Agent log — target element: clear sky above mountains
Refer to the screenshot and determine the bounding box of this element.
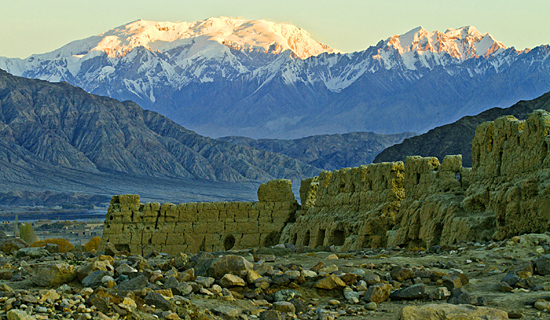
[1,0,548,58]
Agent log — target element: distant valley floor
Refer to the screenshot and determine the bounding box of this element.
[0,168,261,207]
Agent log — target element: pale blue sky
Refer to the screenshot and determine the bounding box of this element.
[1,0,548,58]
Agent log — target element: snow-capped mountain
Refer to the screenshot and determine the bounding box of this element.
[1,18,549,139]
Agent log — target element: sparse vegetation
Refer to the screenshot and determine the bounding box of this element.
[31,238,74,253]
[84,236,101,252]
[19,223,39,243]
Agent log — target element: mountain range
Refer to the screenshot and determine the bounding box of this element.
[0,69,322,205]
[219,131,415,171]
[1,17,549,139]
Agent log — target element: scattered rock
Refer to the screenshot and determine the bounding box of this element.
[31,262,76,287]
[220,274,246,287]
[535,254,550,275]
[273,289,301,302]
[315,274,346,290]
[366,302,377,310]
[429,287,451,300]
[272,301,296,313]
[144,292,171,311]
[195,255,253,278]
[363,283,392,303]
[215,305,241,317]
[398,303,509,320]
[391,266,415,282]
[390,283,426,300]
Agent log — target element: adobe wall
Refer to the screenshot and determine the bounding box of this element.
[283,162,405,250]
[286,110,550,249]
[467,110,550,240]
[100,110,550,252]
[98,179,299,255]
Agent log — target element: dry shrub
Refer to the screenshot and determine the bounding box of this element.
[84,236,101,252]
[31,238,75,253]
[20,223,39,244]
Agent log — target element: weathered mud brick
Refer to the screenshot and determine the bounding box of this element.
[161,203,178,222]
[173,222,193,234]
[239,234,260,247]
[219,210,235,222]
[199,209,218,221]
[205,222,224,234]
[177,203,197,222]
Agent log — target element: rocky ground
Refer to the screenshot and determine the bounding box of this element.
[2,234,550,319]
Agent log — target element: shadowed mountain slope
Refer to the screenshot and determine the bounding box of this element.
[0,69,321,205]
[374,91,550,166]
[220,131,415,171]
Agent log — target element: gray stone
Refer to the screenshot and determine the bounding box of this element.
[163,276,179,289]
[364,274,381,285]
[115,274,147,292]
[115,263,137,275]
[172,282,193,296]
[447,287,478,305]
[16,247,49,259]
[390,283,426,300]
[535,254,550,275]
[194,276,215,288]
[214,306,241,317]
[144,292,171,311]
[87,293,110,314]
[194,255,253,278]
[273,289,302,302]
[173,252,189,269]
[502,273,521,287]
[82,270,111,288]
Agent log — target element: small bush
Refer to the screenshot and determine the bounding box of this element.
[32,238,74,253]
[84,236,101,252]
[20,223,39,244]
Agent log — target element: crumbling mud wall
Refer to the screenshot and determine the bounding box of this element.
[283,162,405,250]
[99,180,298,255]
[386,155,494,248]
[467,110,550,240]
[100,110,550,252]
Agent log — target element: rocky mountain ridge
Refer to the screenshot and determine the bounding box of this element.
[1,19,548,138]
[0,69,320,205]
[219,131,416,171]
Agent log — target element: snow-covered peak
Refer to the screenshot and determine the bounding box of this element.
[41,17,338,60]
[385,25,506,60]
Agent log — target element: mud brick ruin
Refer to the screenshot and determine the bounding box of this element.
[100,110,550,255]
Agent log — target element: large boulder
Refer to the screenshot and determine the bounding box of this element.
[398,303,509,320]
[31,263,76,287]
[0,238,29,254]
[194,255,253,279]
